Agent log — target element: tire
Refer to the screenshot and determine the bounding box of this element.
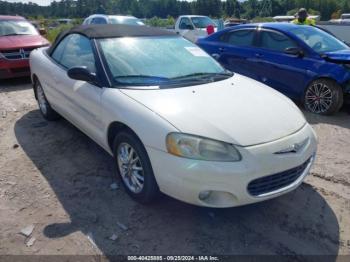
[34,79,61,121]
[304,79,343,115]
[113,131,159,204]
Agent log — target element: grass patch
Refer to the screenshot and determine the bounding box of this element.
[46,25,74,43]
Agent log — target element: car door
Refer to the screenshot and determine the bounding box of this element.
[212,28,261,81]
[177,17,197,42]
[48,34,105,145]
[254,29,311,99]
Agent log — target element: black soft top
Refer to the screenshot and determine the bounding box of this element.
[48,24,177,55]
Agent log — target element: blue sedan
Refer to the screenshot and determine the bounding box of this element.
[197,23,350,115]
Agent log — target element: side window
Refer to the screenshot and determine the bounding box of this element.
[179,18,192,30]
[223,30,255,47]
[91,17,107,24]
[52,34,96,73]
[260,31,297,52]
[51,36,70,63]
[83,18,91,25]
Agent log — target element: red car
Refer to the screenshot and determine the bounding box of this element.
[0,15,49,79]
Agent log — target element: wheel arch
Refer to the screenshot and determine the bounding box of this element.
[107,121,143,153]
[31,74,39,100]
[109,121,160,203]
[303,76,342,97]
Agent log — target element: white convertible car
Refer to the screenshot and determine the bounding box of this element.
[30,25,317,208]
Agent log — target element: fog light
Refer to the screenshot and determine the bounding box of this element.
[199,190,212,200]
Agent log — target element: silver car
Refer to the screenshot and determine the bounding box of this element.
[83,14,145,26]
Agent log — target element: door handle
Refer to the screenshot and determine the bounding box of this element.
[255,53,263,58]
[219,47,226,52]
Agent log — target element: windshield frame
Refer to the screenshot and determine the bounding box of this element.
[96,35,232,89]
[0,19,39,37]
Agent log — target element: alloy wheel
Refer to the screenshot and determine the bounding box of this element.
[36,83,48,115]
[305,82,333,114]
[117,142,145,194]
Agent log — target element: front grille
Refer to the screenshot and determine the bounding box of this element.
[1,49,22,59]
[0,47,36,60]
[0,69,8,78]
[248,158,311,197]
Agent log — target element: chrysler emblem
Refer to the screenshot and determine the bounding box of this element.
[274,138,309,154]
[19,48,26,59]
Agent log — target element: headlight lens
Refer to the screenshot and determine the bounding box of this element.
[166,133,241,162]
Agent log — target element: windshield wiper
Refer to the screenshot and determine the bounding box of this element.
[171,71,233,81]
[113,72,233,87]
[113,75,171,86]
[114,75,169,79]
[114,75,170,80]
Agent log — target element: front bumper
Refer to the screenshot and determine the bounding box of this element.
[147,124,317,208]
[0,59,30,79]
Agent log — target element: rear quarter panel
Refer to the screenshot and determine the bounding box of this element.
[30,48,46,87]
[30,47,67,111]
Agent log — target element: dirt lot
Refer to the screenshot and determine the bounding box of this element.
[0,78,350,259]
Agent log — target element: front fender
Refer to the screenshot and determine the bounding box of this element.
[101,88,179,155]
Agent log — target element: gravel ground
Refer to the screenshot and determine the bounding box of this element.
[0,78,349,260]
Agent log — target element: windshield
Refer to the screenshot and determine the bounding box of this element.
[341,14,350,19]
[99,36,229,87]
[109,17,145,26]
[291,26,348,53]
[0,20,38,37]
[191,17,216,29]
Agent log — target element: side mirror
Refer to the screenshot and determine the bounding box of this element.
[39,28,47,35]
[284,47,304,57]
[67,67,96,83]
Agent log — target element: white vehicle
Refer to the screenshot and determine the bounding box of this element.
[175,15,216,42]
[30,25,317,208]
[83,14,145,26]
[273,16,295,23]
[341,13,350,22]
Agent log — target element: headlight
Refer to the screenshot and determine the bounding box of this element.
[166,133,241,162]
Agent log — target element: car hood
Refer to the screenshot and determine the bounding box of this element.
[0,35,49,50]
[121,74,306,147]
[323,49,350,64]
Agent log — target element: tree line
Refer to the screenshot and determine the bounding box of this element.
[0,0,349,21]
